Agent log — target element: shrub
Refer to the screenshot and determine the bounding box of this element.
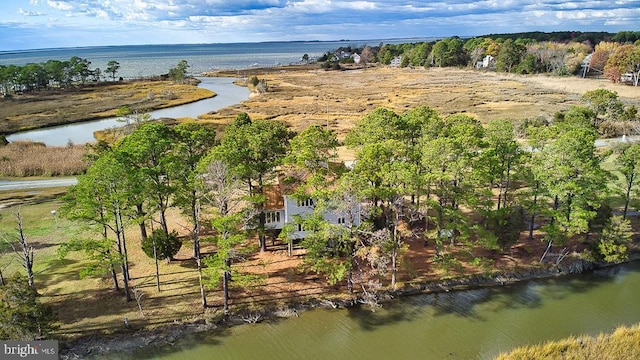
[488,206,526,249]
[0,275,58,340]
[141,229,182,261]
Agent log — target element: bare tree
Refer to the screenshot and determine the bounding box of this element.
[203,159,243,216]
[132,287,145,317]
[1,209,36,290]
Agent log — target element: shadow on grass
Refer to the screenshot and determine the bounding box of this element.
[46,282,205,336]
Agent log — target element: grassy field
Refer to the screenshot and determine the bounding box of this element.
[0,195,204,337]
[0,80,215,134]
[204,65,640,140]
[496,323,640,360]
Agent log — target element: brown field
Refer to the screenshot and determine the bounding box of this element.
[203,65,640,139]
[0,80,215,134]
[0,141,86,177]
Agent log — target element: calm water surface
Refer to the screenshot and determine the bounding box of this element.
[0,40,433,78]
[128,261,640,360]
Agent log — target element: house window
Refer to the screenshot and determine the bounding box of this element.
[265,211,281,224]
[297,223,304,232]
[297,198,314,207]
[337,217,346,224]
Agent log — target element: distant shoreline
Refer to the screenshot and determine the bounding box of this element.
[0,37,439,56]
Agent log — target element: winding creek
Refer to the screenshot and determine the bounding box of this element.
[119,261,640,360]
[5,77,249,146]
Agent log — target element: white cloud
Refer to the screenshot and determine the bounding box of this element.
[46,0,73,11]
[18,8,45,16]
[341,1,376,11]
[288,0,333,14]
[1,0,638,51]
[95,9,109,19]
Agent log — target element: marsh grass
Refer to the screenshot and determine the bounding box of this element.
[0,80,215,134]
[0,141,87,177]
[496,323,640,360]
[204,67,640,143]
[202,67,587,138]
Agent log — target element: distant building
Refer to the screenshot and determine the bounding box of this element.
[352,53,362,64]
[476,55,495,69]
[621,73,634,83]
[336,50,352,59]
[390,56,402,67]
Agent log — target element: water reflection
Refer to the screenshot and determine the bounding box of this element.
[103,262,640,360]
[346,300,423,331]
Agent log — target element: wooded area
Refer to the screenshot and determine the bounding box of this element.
[328,31,640,85]
[5,86,629,327]
[0,57,191,96]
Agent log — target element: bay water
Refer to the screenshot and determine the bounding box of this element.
[0,39,427,79]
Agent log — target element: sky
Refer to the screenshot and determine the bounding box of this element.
[1,0,639,51]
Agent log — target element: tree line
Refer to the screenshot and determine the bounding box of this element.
[325,31,640,83]
[0,58,191,96]
[44,86,637,317]
[0,56,111,95]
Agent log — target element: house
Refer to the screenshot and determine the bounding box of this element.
[262,180,361,239]
[476,55,495,69]
[389,56,402,67]
[621,73,635,84]
[336,50,352,59]
[482,55,494,68]
[352,53,362,64]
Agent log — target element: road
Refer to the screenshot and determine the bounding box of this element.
[0,178,77,191]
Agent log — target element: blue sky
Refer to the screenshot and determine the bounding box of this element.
[1,0,638,51]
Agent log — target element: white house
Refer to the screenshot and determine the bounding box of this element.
[476,55,495,69]
[389,56,402,67]
[262,182,361,239]
[352,53,362,64]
